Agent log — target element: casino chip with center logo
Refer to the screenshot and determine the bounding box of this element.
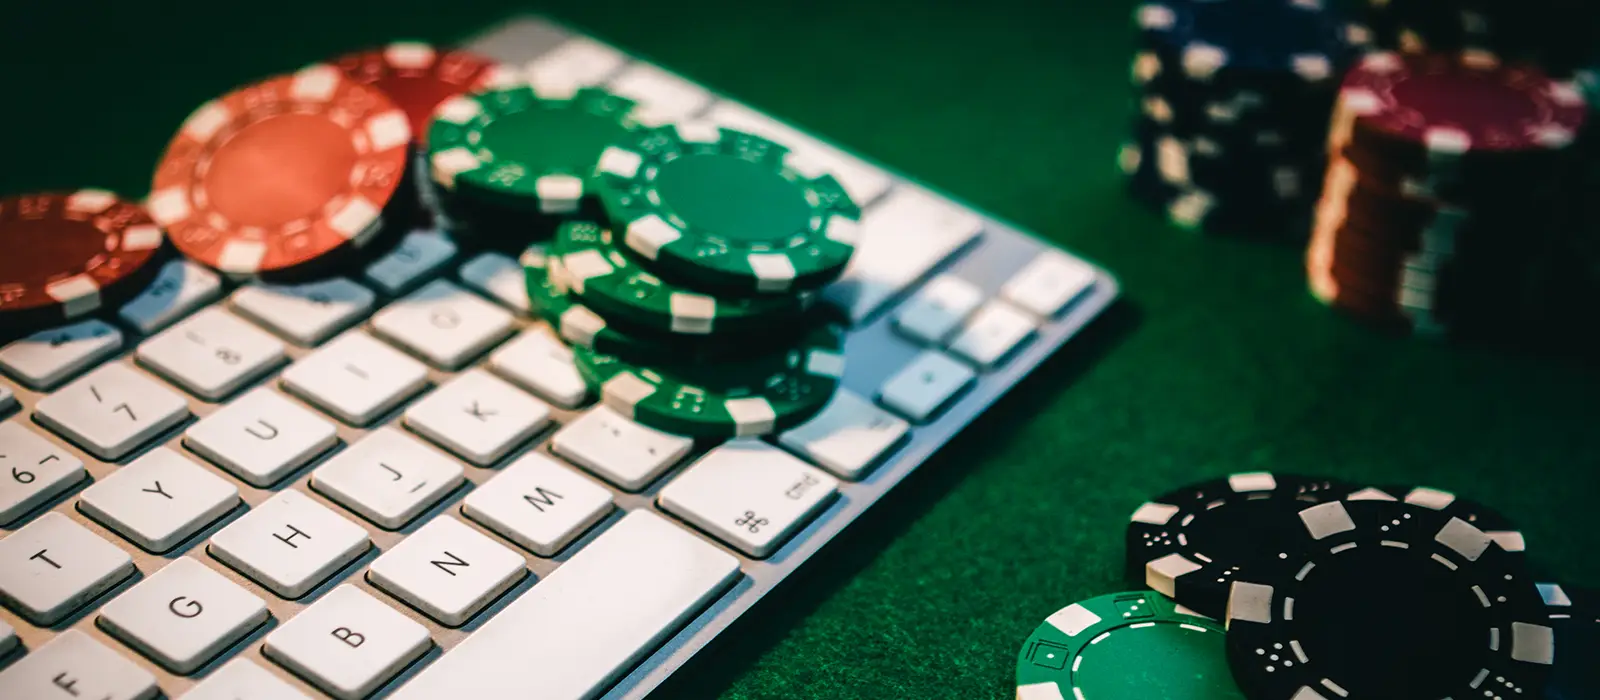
[594,122,860,294]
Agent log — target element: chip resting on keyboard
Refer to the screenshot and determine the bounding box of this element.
[148,64,411,279]
[0,191,165,335]
[594,122,860,294]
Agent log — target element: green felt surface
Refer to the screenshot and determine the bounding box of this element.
[5,1,1598,698]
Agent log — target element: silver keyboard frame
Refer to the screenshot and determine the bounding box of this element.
[0,15,1119,699]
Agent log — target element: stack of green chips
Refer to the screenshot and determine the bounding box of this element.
[429,111,861,439]
[425,85,642,249]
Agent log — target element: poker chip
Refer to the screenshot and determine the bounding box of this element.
[523,243,748,362]
[1356,484,1527,554]
[1539,582,1600,700]
[0,191,165,333]
[148,64,412,278]
[427,84,642,238]
[1329,51,1587,195]
[553,220,816,337]
[571,317,844,439]
[1121,0,1365,240]
[1124,472,1357,619]
[1015,591,1244,700]
[1224,497,1554,698]
[333,42,516,145]
[594,122,861,294]
[1308,59,1583,341]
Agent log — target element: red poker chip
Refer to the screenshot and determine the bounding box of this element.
[333,42,517,144]
[148,64,412,277]
[0,191,165,329]
[1330,50,1589,155]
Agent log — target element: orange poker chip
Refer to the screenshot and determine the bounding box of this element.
[333,42,518,144]
[148,64,411,277]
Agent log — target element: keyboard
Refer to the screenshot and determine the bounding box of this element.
[0,15,1119,700]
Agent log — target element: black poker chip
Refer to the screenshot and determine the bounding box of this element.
[1224,496,1553,698]
[1123,472,1357,619]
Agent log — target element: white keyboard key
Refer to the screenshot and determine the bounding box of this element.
[137,307,287,400]
[458,252,531,313]
[0,386,11,414]
[1002,251,1095,318]
[280,331,429,426]
[488,328,589,408]
[0,630,156,700]
[823,188,983,324]
[363,229,456,296]
[0,512,134,624]
[0,619,13,657]
[551,406,693,491]
[523,37,626,98]
[263,584,431,700]
[878,350,976,422]
[389,511,738,700]
[779,389,909,480]
[367,515,525,626]
[0,421,85,525]
[706,101,893,206]
[182,658,313,700]
[231,278,375,346]
[118,259,222,335]
[96,557,268,673]
[34,363,190,460]
[404,369,549,466]
[0,319,123,390]
[311,427,463,529]
[660,440,839,557]
[208,489,370,598]
[605,64,711,125]
[372,279,515,369]
[185,388,339,487]
[78,447,240,552]
[948,300,1037,369]
[893,276,984,345]
[462,452,613,556]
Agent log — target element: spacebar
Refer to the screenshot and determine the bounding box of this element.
[390,511,741,700]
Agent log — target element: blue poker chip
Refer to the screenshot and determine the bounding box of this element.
[1135,0,1371,83]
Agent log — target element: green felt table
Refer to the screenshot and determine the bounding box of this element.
[6,1,1598,697]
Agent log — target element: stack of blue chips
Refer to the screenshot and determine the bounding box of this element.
[1118,0,1371,240]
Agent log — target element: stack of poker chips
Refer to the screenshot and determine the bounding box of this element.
[1021,471,1595,699]
[423,109,858,440]
[1306,50,1590,338]
[1119,0,1370,240]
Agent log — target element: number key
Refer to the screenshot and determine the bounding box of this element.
[0,421,86,525]
[34,363,191,460]
[136,307,286,400]
[117,259,223,335]
[0,319,123,390]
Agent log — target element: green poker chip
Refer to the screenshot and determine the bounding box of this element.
[1015,591,1244,700]
[523,243,744,362]
[571,319,846,439]
[594,122,861,294]
[554,220,815,336]
[427,85,640,216]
